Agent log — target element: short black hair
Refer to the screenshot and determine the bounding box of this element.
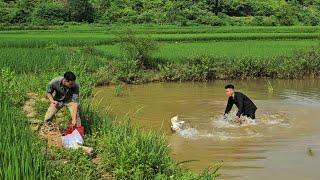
[64,71,76,81]
[225,84,234,89]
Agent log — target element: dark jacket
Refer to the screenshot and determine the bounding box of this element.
[224,92,257,117]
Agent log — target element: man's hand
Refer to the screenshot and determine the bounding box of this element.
[71,119,76,127]
[223,114,228,120]
[51,100,59,107]
[47,93,59,107]
[69,102,79,127]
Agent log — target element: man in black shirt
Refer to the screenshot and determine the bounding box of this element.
[224,84,257,123]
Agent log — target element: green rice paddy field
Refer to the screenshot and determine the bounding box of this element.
[1,25,319,61]
[96,40,319,62]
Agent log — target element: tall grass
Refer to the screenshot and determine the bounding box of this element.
[0,91,47,179]
[0,48,105,74]
[98,120,173,179]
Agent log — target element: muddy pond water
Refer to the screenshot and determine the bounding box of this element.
[94,80,320,179]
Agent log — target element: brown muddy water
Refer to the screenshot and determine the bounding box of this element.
[94,80,320,179]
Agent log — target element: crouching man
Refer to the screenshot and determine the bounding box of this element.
[44,71,81,127]
[224,84,257,123]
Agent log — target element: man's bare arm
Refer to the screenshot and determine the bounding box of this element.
[69,102,78,126]
[47,93,59,107]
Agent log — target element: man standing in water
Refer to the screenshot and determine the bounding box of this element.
[224,84,257,123]
[44,71,81,127]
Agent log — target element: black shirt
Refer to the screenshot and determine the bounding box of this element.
[224,92,257,117]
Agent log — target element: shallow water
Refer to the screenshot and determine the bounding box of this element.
[94,80,320,179]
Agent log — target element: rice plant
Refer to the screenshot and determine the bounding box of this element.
[0,91,47,179]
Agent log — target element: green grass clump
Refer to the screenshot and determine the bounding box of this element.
[47,148,100,179]
[98,120,173,179]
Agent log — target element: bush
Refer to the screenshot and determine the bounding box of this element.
[297,9,320,26]
[67,0,95,23]
[93,59,142,85]
[0,2,17,23]
[262,15,278,26]
[0,68,25,106]
[197,14,225,26]
[119,30,158,69]
[275,4,298,26]
[32,2,68,24]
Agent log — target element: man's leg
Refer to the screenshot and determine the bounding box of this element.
[66,102,81,126]
[244,109,256,119]
[44,103,62,122]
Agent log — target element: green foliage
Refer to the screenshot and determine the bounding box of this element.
[71,63,96,99]
[67,0,94,23]
[98,120,174,179]
[158,46,320,80]
[93,44,320,85]
[1,0,320,25]
[93,59,142,85]
[0,68,25,105]
[47,148,99,179]
[119,30,158,69]
[0,1,17,23]
[307,147,314,157]
[275,3,298,26]
[114,84,124,97]
[8,0,36,23]
[32,2,68,24]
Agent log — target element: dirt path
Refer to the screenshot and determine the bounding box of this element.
[23,92,63,147]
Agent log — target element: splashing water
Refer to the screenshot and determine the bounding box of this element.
[212,112,258,128]
[175,111,290,140]
[178,128,199,139]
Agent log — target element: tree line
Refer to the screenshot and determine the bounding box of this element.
[1,0,320,26]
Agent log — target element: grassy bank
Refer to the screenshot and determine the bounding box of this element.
[93,45,320,85]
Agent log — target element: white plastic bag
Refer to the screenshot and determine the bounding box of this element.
[61,129,84,149]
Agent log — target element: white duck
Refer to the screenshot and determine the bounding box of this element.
[170,115,185,132]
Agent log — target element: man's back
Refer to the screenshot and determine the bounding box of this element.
[234,92,257,111]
